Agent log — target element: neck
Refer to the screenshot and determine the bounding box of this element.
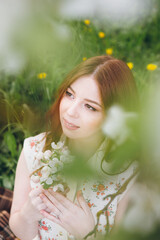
[66,133,105,160]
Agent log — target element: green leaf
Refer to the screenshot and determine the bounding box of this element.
[2,175,13,190]
[4,131,17,157]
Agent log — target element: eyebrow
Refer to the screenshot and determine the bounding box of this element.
[68,86,103,108]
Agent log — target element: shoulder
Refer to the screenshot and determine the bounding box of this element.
[23,132,46,150]
[23,132,47,173]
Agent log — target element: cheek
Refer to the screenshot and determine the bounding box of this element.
[59,98,67,114]
[82,113,105,131]
[59,98,65,120]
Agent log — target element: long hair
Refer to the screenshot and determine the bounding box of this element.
[43,55,139,151]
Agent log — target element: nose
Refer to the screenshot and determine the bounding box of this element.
[66,101,79,118]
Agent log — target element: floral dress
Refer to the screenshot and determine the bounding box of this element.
[23,132,138,240]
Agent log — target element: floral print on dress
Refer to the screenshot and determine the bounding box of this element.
[39,220,52,232]
[86,198,97,208]
[91,183,108,198]
[23,133,138,240]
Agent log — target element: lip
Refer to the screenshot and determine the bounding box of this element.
[63,118,80,129]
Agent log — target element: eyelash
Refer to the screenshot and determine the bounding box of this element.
[65,90,97,112]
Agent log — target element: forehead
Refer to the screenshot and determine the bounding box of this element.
[70,76,102,101]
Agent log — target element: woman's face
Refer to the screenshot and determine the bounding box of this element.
[59,76,106,141]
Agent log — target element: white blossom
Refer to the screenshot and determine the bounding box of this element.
[60,155,67,162]
[52,157,59,164]
[44,150,52,160]
[57,161,63,170]
[46,177,53,185]
[102,105,138,145]
[122,183,160,234]
[51,141,64,149]
[51,142,57,149]
[33,159,41,169]
[41,166,51,178]
[36,151,44,161]
[49,161,55,168]
[50,166,58,173]
[53,185,59,192]
[57,184,64,192]
[57,141,64,149]
[31,175,40,183]
[53,183,64,192]
[51,175,58,181]
[62,148,70,155]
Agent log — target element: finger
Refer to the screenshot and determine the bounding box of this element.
[37,203,47,211]
[41,191,67,213]
[40,194,61,216]
[48,190,73,210]
[32,196,43,206]
[40,209,63,227]
[29,186,44,198]
[77,190,90,214]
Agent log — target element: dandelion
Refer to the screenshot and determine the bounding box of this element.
[106,48,113,55]
[98,32,105,38]
[37,72,47,79]
[127,62,134,70]
[83,57,87,61]
[84,19,90,25]
[146,64,157,71]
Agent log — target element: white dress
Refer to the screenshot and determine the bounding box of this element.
[23,132,138,240]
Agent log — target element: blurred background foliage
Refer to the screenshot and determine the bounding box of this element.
[0,0,159,190]
[0,1,160,238]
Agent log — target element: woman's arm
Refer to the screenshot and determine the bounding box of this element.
[9,149,45,240]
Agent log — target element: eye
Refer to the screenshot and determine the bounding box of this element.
[65,90,74,98]
[85,104,97,112]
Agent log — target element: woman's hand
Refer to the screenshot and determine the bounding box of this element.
[20,186,47,223]
[40,189,95,239]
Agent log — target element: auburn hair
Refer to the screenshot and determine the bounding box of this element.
[43,55,139,151]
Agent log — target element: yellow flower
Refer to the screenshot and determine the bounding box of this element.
[84,19,90,25]
[127,62,134,70]
[146,64,157,71]
[37,72,47,79]
[83,57,87,61]
[106,48,113,55]
[98,32,105,38]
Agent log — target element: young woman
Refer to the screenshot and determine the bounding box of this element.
[9,55,139,240]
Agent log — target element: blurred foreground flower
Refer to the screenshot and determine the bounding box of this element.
[102,105,138,146]
[146,64,157,71]
[98,32,105,38]
[127,62,134,70]
[122,183,160,235]
[82,57,87,61]
[106,48,113,55]
[84,19,90,25]
[37,72,47,79]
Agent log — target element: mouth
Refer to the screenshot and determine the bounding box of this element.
[63,118,80,129]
